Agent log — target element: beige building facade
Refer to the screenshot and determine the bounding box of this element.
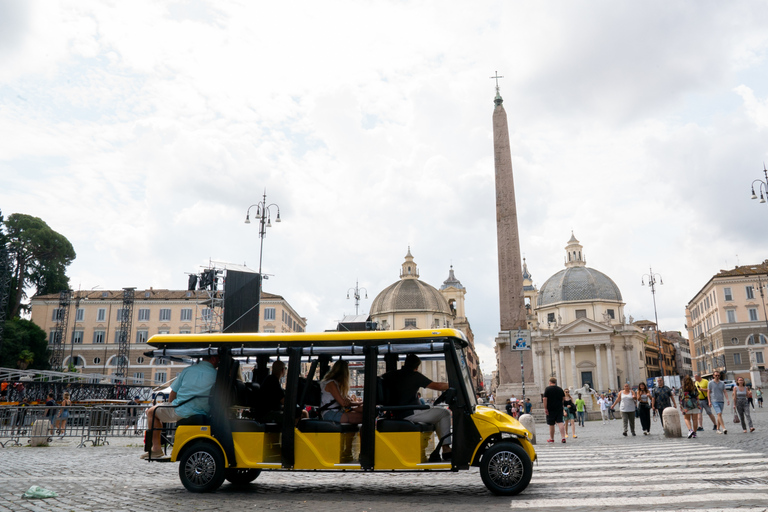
[685,261,768,386]
[30,288,306,386]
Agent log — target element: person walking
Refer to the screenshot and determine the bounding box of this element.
[636,382,652,435]
[694,373,717,432]
[563,389,577,438]
[606,394,616,420]
[597,394,609,424]
[610,383,637,436]
[55,392,72,436]
[524,398,532,415]
[651,377,676,427]
[575,393,586,427]
[679,375,701,439]
[708,371,729,434]
[756,388,763,408]
[732,377,755,433]
[543,377,567,443]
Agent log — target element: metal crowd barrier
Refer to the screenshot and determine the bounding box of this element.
[0,405,149,448]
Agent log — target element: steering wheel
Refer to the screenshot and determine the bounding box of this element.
[433,387,456,406]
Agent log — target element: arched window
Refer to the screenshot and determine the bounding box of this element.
[747,335,755,345]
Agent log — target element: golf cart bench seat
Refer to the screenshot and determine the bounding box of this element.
[176,415,281,433]
[297,419,360,433]
[376,419,435,433]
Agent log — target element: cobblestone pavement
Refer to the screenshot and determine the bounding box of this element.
[1,407,767,512]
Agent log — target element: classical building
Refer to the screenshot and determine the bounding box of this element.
[526,234,646,392]
[368,249,482,394]
[665,330,693,377]
[685,261,768,386]
[634,320,679,378]
[29,288,306,385]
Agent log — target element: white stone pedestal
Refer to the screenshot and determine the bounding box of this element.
[31,419,51,446]
[662,407,682,438]
[518,414,536,445]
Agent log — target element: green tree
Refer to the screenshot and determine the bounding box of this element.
[0,318,50,370]
[4,213,76,318]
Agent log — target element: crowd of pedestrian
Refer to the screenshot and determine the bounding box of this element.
[497,370,759,443]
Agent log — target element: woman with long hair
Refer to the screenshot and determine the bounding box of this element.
[55,392,72,436]
[610,383,637,436]
[636,382,652,435]
[563,389,577,438]
[319,360,363,424]
[732,377,755,433]
[679,375,700,438]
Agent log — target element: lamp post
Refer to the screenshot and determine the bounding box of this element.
[245,190,282,276]
[641,267,667,376]
[346,279,368,316]
[750,165,768,205]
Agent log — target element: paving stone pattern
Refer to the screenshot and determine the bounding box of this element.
[1,407,767,512]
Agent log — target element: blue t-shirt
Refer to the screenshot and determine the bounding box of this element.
[171,361,217,418]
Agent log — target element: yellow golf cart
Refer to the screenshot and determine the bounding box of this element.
[144,329,535,496]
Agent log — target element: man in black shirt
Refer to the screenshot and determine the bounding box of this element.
[382,354,452,459]
[255,361,286,423]
[543,377,566,443]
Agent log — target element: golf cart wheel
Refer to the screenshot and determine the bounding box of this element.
[178,441,226,493]
[480,441,532,496]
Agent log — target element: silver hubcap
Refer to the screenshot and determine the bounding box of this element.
[185,451,216,487]
[488,450,523,488]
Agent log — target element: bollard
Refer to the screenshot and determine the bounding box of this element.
[31,419,51,446]
[662,407,682,438]
[518,414,536,445]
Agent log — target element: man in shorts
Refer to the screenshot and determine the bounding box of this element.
[141,354,219,459]
[543,377,566,443]
[694,373,717,432]
[708,371,729,434]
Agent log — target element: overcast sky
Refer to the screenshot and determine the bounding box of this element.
[3,1,768,374]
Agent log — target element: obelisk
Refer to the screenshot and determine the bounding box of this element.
[490,75,536,399]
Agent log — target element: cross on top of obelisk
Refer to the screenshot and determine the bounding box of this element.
[490,71,504,105]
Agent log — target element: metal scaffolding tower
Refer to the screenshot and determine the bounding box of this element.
[115,287,135,381]
[195,264,224,333]
[50,290,72,371]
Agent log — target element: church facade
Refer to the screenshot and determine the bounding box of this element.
[523,234,646,393]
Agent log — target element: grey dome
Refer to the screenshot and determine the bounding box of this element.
[537,266,622,307]
[370,279,452,315]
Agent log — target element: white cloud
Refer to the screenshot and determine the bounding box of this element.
[3,1,768,375]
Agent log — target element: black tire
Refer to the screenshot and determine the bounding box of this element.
[225,468,261,485]
[178,441,226,493]
[479,441,532,496]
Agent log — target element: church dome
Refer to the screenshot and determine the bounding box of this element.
[370,278,452,315]
[537,266,622,306]
[370,248,452,316]
[536,233,623,307]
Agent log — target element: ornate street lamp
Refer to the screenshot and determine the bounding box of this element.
[346,279,368,316]
[245,190,281,321]
[244,190,282,277]
[750,165,768,205]
[641,267,667,376]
